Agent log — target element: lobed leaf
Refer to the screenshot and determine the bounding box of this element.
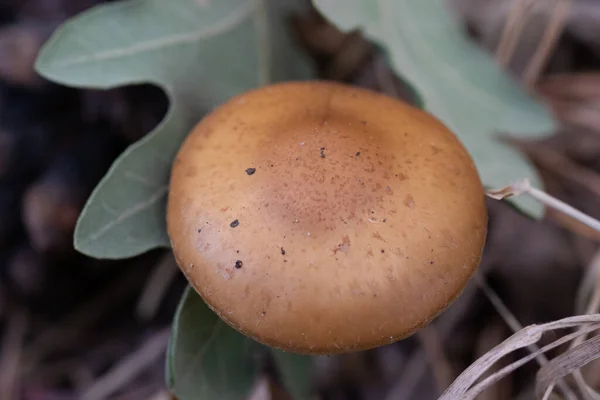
[270,349,314,400]
[166,286,262,400]
[35,0,316,259]
[312,0,558,217]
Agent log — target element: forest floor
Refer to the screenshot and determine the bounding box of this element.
[2,0,600,399]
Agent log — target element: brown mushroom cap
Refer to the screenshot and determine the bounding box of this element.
[167,81,487,355]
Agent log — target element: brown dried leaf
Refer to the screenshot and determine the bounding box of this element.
[486,179,532,200]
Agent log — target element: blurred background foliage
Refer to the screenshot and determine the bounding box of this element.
[2,0,600,399]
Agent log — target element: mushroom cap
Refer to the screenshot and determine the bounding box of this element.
[167,81,487,355]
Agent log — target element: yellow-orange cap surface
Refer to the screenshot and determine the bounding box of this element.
[167,81,487,354]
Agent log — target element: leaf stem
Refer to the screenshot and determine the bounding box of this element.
[487,178,600,233]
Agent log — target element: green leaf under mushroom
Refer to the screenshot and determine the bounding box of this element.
[34,0,316,260]
[313,0,557,218]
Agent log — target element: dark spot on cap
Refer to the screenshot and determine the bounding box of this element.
[230,219,239,228]
[381,249,385,253]
[245,167,256,175]
[281,247,286,255]
[320,147,326,158]
[197,228,201,233]
[355,152,360,156]
[235,260,243,269]
[430,261,434,264]
[383,218,387,223]
[261,311,266,316]
[360,121,367,125]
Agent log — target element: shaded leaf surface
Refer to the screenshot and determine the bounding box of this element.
[313,0,557,217]
[35,0,315,259]
[167,286,262,400]
[270,349,314,400]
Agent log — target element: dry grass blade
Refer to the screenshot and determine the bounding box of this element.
[384,348,428,400]
[0,308,27,400]
[467,326,600,399]
[537,73,600,133]
[574,373,600,400]
[536,333,600,400]
[475,274,578,400]
[472,319,512,400]
[538,73,600,100]
[24,263,146,372]
[439,316,600,400]
[80,327,170,400]
[508,139,600,200]
[523,0,571,88]
[439,325,543,399]
[486,179,600,233]
[495,0,537,66]
[136,251,179,320]
[570,249,600,400]
[417,326,454,395]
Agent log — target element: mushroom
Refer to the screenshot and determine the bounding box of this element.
[167,81,488,355]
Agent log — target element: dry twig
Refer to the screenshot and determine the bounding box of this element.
[0,308,27,400]
[136,251,179,321]
[80,327,171,400]
[523,0,572,88]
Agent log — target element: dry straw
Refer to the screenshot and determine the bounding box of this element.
[438,179,600,399]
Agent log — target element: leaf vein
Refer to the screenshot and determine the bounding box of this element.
[87,185,168,242]
[52,2,254,68]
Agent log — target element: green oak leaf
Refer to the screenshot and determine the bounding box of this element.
[313,0,557,217]
[167,286,315,400]
[270,349,314,400]
[166,286,263,400]
[34,0,315,259]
